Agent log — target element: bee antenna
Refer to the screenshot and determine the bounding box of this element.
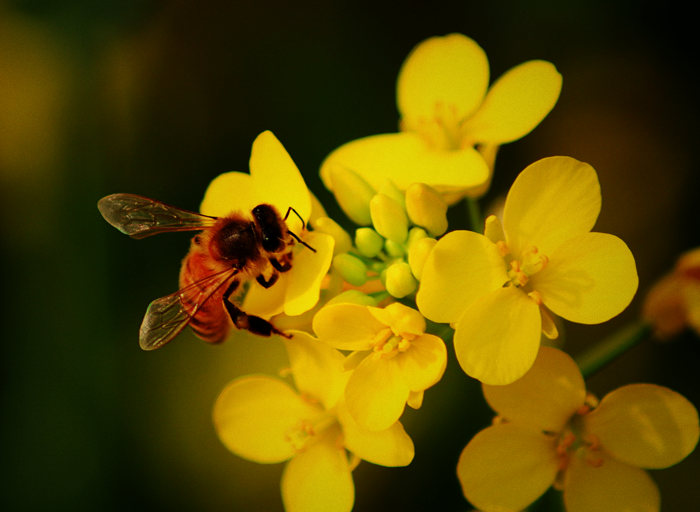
[287,230,317,253]
[284,207,306,230]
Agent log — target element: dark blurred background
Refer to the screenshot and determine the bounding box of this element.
[1,1,698,511]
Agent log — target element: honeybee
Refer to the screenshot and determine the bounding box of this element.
[98,193,315,350]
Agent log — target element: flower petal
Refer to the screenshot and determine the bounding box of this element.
[564,449,659,512]
[582,383,699,469]
[345,354,410,431]
[284,231,334,316]
[397,33,489,127]
[320,132,489,195]
[457,423,559,512]
[284,332,349,410]
[200,171,259,217]
[368,302,426,338]
[483,346,586,432]
[338,402,414,467]
[314,303,386,350]
[397,333,447,392]
[533,232,638,324]
[213,375,321,464]
[454,286,542,385]
[249,130,311,233]
[281,425,354,512]
[462,60,562,145]
[416,230,508,324]
[503,156,601,257]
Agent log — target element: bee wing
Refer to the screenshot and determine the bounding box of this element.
[98,193,217,239]
[139,267,238,350]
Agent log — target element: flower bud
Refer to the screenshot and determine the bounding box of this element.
[355,227,384,258]
[405,183,448,236]
[314,216,352,255]
[328,164,375,225]
[385,261,417,298]
[406,226,428,250]
[326,290,378,307]
[408,236,437,281]
[332,253,368,287]
[378,179,406,210]
[370,193,408,244]
[384,239,405,258]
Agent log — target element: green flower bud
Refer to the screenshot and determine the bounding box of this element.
[370,193,408,244]
[332,253,368,287]
[328,164,375,225]
[405,183,448,236]
[385,261,417,298]
[384,239,405,258]
[408,236,437,281]
[355,227,384,258]
[314,216,352,255]
[406,226,428,250]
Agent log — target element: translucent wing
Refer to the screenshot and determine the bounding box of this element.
[139,267,238,350]
[98,193,217,239]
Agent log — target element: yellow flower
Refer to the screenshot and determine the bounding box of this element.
[320,33,562,200]
[213,332,414,512]
[643,247,700,339]
[200,130,334,318]
[313,302,447,431]
[417,156,638,385]
[457,346,699,512]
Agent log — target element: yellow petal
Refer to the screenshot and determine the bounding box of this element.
[284,231,335,316]
[281,425,354,512]
[582,383,699,469]
[462,60,562,145]
[533,232,638,324]
[249,130,311,233]
[320,132,489,195]
[503,156,601,257]
[457,423,559,512]
[368,302,426,337]
[337,402,415,467]
[454,286,542,385]
[284,332,349,411]
[200,171,259,217]
[213,375,321,464]
[564,449,659,512]
[397,333,447,392]
[345,354,410,431]
[397,33,489,126]
[313,303,386,350]
[483,346,585,432]
[416,230,508,324]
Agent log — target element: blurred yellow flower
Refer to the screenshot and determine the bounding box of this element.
[313,302,447,431]
[643,247,700,339]
[214,332,414,512]
[417,156,638,385]
[200,130,335,319]
[457,347,699,512]
[320,33,562,200]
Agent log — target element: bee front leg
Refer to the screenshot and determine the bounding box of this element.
[256,271,279,289]
[270,256,292,273]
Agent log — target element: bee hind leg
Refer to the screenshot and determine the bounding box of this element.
[224,300,291,339]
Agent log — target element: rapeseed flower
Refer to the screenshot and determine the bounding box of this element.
[320,33,562,200]
[417,156,638,385]
[200,130,334,319]
[457,346,699,512]
[213,332,414,512]
[644,247,700,339]
[313,302,447,431]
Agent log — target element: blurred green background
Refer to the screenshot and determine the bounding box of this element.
[1,1,698,511]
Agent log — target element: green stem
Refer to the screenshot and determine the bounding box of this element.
[467,197,482,234]
[575,320,653,379]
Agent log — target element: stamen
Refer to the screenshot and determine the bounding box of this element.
[496,240,510,257]
[528,290,543,305]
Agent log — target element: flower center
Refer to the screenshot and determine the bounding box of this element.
[284,407,338,453]
[402,102,468,151]
[499,243,549,291]
[370,327,414,359]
